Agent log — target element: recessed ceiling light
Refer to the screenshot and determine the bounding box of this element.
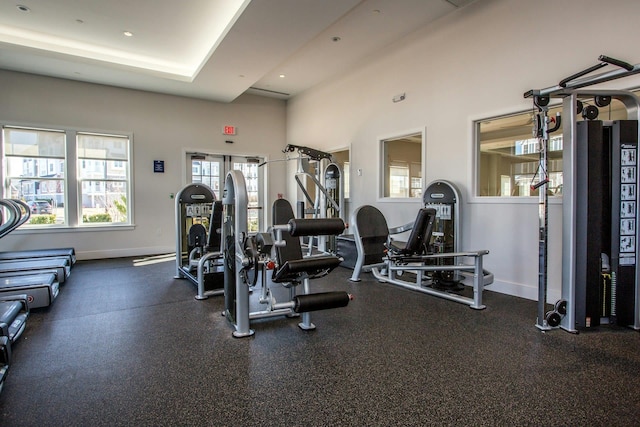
[16,5,31,12]
[331,36,341,42]
[123,31,134,37]
[279,74,286,78]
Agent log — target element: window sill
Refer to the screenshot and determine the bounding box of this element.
[468,196,563,204]
[12,224,136,234]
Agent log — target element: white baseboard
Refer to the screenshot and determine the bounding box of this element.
[487,278,561,303]
[76,246,174,261]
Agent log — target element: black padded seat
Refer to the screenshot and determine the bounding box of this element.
[387,208,436,256]
[273,256,343,283]
[271,199,343,283]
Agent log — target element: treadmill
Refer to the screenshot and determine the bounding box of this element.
[0,248,76,266]
[0,257,70,284]
[0,294,30,395]
[0,273,59,309]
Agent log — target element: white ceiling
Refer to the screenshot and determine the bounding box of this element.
[0,0,477,103]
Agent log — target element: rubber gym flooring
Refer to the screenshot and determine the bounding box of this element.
[1,255,639,426]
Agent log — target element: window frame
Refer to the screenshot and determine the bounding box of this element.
[1,121,134,232]
[76,131,133,227]
[472,106,564,202]
[472,92,640,201]
[378,128,426,202]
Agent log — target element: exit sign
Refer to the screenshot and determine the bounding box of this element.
[223,125,236,135]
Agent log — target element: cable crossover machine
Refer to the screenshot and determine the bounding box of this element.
[525,54,640,332]
[261,144,345,254]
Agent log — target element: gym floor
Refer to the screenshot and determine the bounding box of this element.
[1,256,639,426]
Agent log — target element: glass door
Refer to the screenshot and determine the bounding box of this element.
[187,153,264,232]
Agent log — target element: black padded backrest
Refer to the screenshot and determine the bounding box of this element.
[355,205,389,239]
[403,208,436,254]
[187,223,207,249]
[272,199,303,264]
[207,201,223,251]
[354,205,389,264]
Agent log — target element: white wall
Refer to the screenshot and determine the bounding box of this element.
[0,71,287,259]
[286,0,640,301]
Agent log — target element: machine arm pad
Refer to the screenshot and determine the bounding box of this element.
[287,218,345,236]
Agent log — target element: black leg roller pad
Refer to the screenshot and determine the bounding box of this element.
[293,292,352,313]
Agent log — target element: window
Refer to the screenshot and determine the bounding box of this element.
[1,124,132,228]
[475,93,640,197]
[381,131,423,199]
[2,126,66,225]
[475,108,563,197]
[187,153,264,232]
[77,132,131,224]
[232,160,261,232]
[191,157,222,194]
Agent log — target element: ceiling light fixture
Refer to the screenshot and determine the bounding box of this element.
[279,74,286,78]
[123,31,134,37]
[16,5,31,12]
[331,36,341,42]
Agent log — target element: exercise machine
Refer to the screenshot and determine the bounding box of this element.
[0,273,59,309]
[350,204,492,309]
[423,180,464,289]
[0,294,30,395]
[262,144,345,253]
[0,248,76,266]
[222,170,351,337]
[174,183,225,299]
[525,54,640,331]
[0,294,29,346]
[0,199,69,307]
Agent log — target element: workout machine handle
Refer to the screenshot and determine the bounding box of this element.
[558,55,634,88]
[283,144,333,161]
[558,63,607,88]
[599,55,634,71]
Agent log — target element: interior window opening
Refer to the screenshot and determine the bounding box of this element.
[380,132,423,199]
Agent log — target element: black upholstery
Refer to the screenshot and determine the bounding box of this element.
[187,224,207,250]
[272,256,342,283]
[354,205,390,265]
[271,199,342,283]
[387,208,436,255]
[207,201,223,252]
[272,199,303,268]
[288,218,345,236]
